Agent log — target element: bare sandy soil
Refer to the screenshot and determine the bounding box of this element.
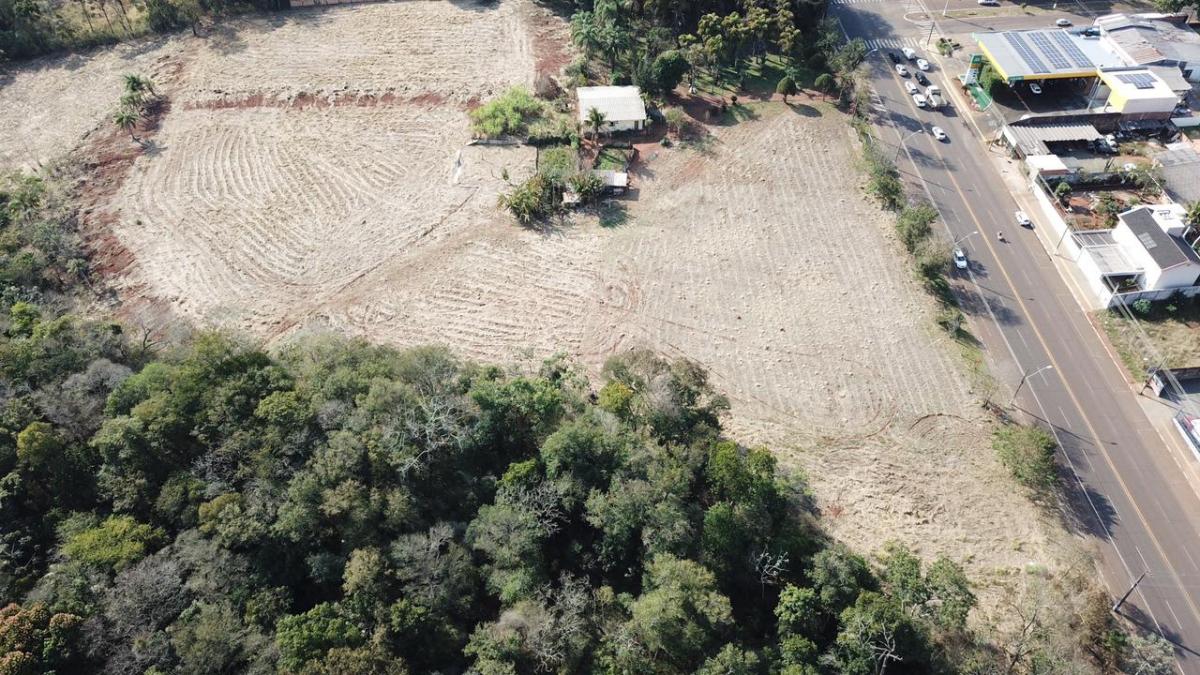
[8,0,1066,610]
[0,35,185,170]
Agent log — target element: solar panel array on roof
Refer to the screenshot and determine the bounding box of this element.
[1028,32,1072,70]
[1049,32,1093,68]
[1117,73,1157,89]
[1004,32,1049,74]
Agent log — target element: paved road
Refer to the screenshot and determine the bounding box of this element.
[834,2,1200,672]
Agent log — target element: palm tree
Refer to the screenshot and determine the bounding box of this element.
[123,74,156,98]
[586,107,607,143]
[114,107,141,143]
[570,11,600,60]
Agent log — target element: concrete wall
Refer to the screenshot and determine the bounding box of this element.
[1158,261,1200,289]
[1029,174,1083,257]
[602,120,643,133]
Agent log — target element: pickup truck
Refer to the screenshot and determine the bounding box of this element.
[926,85,945,109]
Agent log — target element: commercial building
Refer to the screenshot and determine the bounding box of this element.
[1094,13,1200,81]
[1093,68,1180,119]
[973,29,1124,84]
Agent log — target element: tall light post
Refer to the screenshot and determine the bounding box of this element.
[953,230,978,247]
[1011,364,1054,406]
[894,128,924,162]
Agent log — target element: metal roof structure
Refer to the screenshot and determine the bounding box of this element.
[1005,122,1103,156]
[1119,207,1200,269]
[577,86,648,124]
[1096,13,1200,68]
[974,29,1124,81]
[1154,146,1200,204]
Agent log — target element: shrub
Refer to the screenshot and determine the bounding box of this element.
[498,173,558,224]
[993,425,1058,494]
[470,87,545,139]
[1053,181,1072,205]
[567,172,606,205]
[1132,298,1152,316]
[896,203,937,254]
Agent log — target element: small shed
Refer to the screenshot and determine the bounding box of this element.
[577,86,648,133]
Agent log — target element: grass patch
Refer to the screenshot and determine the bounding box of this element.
[1098,295,1200,378]
[694,54,816,99]
[538,145,579,182]
[993,425,1059,498]
[594,147,633,171]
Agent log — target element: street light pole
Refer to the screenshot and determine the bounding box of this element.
[894,129,924,162]
[953,230,978,246]
[1011,364,1054,406]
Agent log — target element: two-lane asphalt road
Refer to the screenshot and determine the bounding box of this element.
[835,4,1200,672]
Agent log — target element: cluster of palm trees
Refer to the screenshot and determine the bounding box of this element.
[113,74,157,145]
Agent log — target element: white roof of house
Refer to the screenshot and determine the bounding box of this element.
[577,86,647,123]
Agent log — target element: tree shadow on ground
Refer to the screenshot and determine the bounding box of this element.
[786,102,821,117]
[1049,452,1119,540]
[597,200,630,228]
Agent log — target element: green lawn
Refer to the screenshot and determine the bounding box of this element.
[594,147,633,171]
[693,54,818,100]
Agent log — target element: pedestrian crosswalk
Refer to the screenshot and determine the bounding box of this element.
[864,37,921,51]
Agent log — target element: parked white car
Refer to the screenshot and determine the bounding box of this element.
[896,64,909,77]
[953,248,968,269]
[916,59,930,71]
[1055,18,1072,27]
[1029,82,1043,94]
[904,81,919,94]
[1015,210,1032,227]
[913,94,927,108]
[977,0,999,5]
[931,126,947,141]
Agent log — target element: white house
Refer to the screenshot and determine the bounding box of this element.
[1110,205,1200,289]
[577,86,648,133]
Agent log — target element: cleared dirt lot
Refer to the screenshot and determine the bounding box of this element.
[5,0,1063,608]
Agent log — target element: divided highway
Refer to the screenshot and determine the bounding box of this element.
[835,4,1200,672]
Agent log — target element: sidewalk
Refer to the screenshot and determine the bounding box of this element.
[929,47,1200,499]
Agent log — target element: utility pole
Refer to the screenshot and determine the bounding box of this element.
[1112,571,1148,613]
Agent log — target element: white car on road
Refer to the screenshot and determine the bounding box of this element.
[1015,210,1033,227]
[895,64,909,76]
[953,248,968,269]
[916,58,930,71]
[902,47,917,60]
[1055,18,1072,27]
[904,81,919,94]
[931,126,947,141]
[913,94,927,108]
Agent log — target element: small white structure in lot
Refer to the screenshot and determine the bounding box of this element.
[1111,205,1200,290]
[577,86,648,133]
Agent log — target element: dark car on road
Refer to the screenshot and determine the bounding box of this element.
[915,72,929,86]
[888,51,900,63]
